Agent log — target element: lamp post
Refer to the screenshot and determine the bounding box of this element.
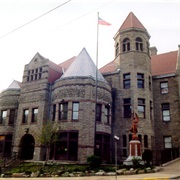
[114,135,119,179]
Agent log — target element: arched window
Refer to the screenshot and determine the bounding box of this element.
[146,41,150,55]
[123,135,127,147]
[138,134,142,142]
[136,37,143,51]
[122,38,130,52]
[115,42,119,56]
[144,135,148,148]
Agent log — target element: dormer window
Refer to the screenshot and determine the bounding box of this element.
[136,37,143,51]
[122,38,130,52]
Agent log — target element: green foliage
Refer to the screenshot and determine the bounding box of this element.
[37,121,60,162]
[132,157,142,169]
[87,155,101,169]
[37,121,59,147]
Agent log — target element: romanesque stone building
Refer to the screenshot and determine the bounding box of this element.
[0,12,180,165]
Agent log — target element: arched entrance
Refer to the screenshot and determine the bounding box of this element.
[19,134,35,160]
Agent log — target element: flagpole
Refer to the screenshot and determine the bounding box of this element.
[94,12,99,154]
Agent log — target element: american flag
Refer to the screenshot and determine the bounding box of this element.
[98,17,111,26]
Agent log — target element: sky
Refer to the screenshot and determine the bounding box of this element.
[0,0,180,91]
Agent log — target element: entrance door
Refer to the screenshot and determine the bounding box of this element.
[19,134,35,160]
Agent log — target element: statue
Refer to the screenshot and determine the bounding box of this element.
[129,112,139,140]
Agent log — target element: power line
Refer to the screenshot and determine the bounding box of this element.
[58,0,114,28]
[0,0,72,40]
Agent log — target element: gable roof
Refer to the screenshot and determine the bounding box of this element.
[60,48,107,82]
[151,51,178,76]
[59,56,76,72]
[119,12,146,31]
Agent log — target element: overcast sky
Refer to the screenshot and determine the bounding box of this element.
[0,0,180,91]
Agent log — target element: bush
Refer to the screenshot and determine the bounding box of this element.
[132,157,142,169]
[87,155,101,169]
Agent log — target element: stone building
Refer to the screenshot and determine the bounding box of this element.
[0,12,180,165]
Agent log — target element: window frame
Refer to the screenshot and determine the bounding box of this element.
[52,104,56,121]
[9,109,15,125]
[115,42,119,57]
[72,102,79,120]
[162,103,170,122]
[123,98,131,118]
[105,104,110,124]
[122,38,130,52]
[164,136,172,149]
[96,104,102,122]
[123,73,131,89]
[135,37,143,51]
[22,109,29,124]
[137,73,144,88]
[0,110,7,125]
[138,98,145,118]
[31,108,38,123]
[160,81,168,94]
[59,102,68,121]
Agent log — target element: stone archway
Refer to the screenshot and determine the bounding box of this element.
[19,134,35,160]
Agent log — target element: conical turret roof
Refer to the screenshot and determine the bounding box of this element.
[120,12,146,31]
[60,48,107,82]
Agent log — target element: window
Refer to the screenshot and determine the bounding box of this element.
[9,109,15,125]
[146,41,150,55]
[32,108,38,123]
[123,135,127,147]
[138,98,145,118]
[96,104,102,122]
[54,132,78,161]
[27,67,42,82]
[162,103,170,122]
[115,42,119,56]
[105,104,110,124]
[150,101,153,120]
[22,109,29,123]
[59,102,68,120]
[138,134,142,142]
[135,37,143,51]
[123,98,131,118]
[137,73,144,88]
[144,135,148,148]
[0,110,7,125]
[72,102,79,120]
[52,104,56,121]
[95,133,111,162]
[160,82,168,94]
[164,136,172,148]
[123,73,130,89]
[0,135,5,153]
[149,76,152,91]
[122,38,130,52]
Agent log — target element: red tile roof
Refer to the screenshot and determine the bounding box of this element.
[151,51,178,76]
[99,51,178,76]
[99,60,116,74]
[120,12,146,31]
[59,56,76,72]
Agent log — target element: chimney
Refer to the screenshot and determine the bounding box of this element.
[150,46,158,56]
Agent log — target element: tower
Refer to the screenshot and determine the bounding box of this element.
[113,12,154,162]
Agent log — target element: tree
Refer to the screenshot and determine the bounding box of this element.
[37,121,59,162]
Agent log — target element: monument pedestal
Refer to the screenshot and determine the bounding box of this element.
[123,140,142,165]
